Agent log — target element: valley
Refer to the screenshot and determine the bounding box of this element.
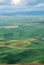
[0,16,44,64]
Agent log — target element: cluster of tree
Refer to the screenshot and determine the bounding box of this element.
[3,33,13,39]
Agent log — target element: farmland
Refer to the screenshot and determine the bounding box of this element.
[0,16,44,64]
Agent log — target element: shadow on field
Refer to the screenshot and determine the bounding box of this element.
[0,47,44,64]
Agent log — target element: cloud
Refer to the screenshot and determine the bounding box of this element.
[35,3,44,7]
[11,0,37,6]
[0,0,44,16]
[0,0,4,3]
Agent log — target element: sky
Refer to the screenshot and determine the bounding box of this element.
[0,0,44,16]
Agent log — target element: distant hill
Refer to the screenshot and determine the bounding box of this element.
[0,11,44,16]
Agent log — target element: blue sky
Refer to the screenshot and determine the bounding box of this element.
[0,0,44,16]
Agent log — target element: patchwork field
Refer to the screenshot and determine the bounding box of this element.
[0,16,44,64]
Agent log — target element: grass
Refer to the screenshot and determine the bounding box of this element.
[0,47,44,64]
[0,18,44,64]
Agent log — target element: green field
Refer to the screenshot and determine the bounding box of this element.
[0,16,44,64]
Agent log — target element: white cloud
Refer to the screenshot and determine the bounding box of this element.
[11,0,26,6]
[11,0,21,5]
[0,5,44,12]
[11,0,37,6]
[35,3,44,7]
[0,0,4,3]
[0,0,44,14]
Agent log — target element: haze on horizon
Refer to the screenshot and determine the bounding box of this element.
[0,0,44,16]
